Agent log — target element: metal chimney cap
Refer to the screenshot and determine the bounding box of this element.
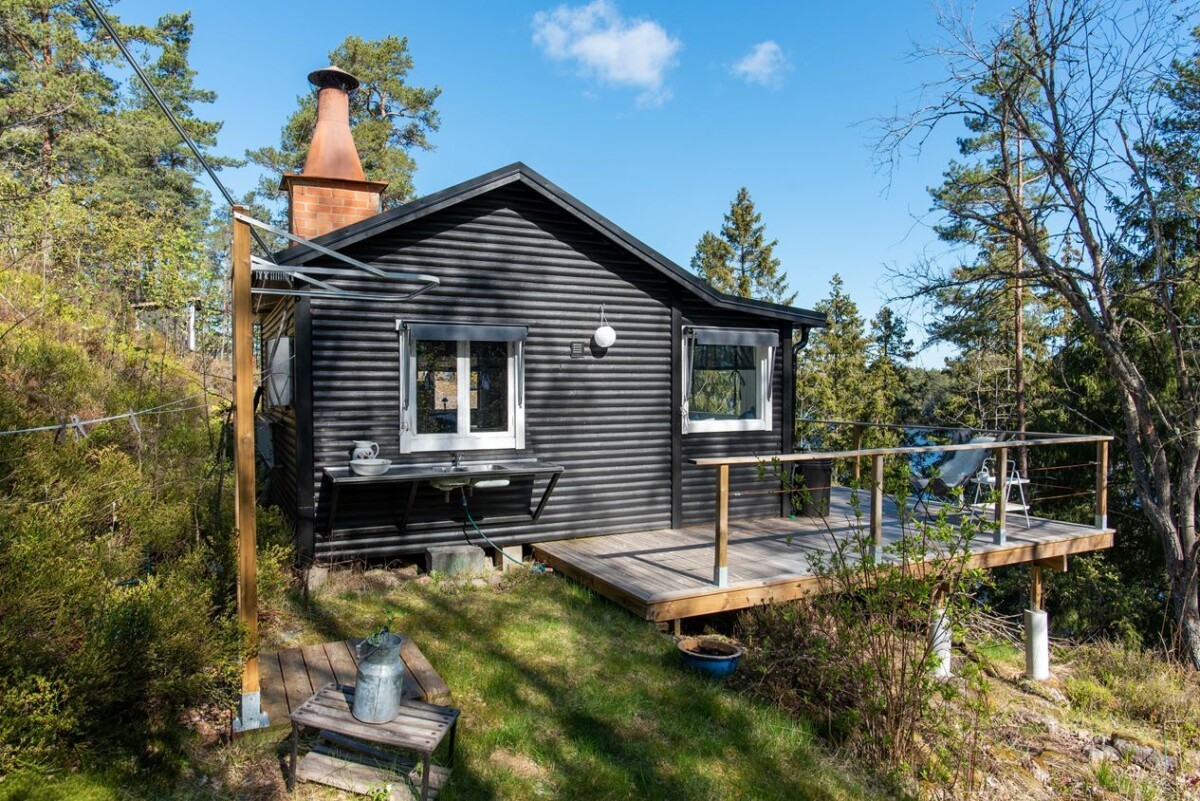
[307,66,360,92]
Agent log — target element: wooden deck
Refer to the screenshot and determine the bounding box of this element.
[533,487,1114,622]
[256,637,451,730]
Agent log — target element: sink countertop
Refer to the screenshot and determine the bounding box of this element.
[324,459,564,485]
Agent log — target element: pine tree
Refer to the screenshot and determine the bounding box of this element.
[795,275,870,448]
[691,187,795,305]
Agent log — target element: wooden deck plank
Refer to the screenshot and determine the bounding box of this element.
[278,647,314,715]
[539,487,1115,622]
[400,637,452,705]
[324,640,359,687]
[258,650,289,726]
[301,644,337,693]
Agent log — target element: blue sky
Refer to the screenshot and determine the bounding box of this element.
[116,0,1017,364]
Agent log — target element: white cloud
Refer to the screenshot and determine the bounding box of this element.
[731,41,790,88]
[532,0,682,107]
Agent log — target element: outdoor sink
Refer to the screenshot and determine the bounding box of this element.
[430,463,512,490]
[434,464,507,474]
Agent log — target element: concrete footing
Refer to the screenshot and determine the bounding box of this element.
[426,544,487,576]
[1025,608,1050,680]
[930,605,952,679]
[493,545,524,572]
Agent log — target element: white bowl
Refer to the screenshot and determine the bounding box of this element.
[350,458,392,476]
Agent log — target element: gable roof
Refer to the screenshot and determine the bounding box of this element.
[275,162,826,328]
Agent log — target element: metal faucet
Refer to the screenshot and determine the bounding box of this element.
[452,452,463,468]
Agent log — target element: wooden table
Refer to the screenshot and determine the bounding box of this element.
[289,683,459,801]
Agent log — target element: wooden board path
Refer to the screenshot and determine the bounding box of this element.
[252,637,450,732]
[534,487,1115,622]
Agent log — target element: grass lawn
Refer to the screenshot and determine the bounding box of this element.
[1,566,878,800]
[270,568,876,801]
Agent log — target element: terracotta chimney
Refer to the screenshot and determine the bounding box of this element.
[281,66,388,240]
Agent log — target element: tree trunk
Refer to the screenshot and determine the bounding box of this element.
[1014,135,1027,478]
[1171,557,1200,668]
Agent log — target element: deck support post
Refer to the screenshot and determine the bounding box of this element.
[1095,440,1109,530]
[993,446,1008,546]
[231,207,268,733]
[1025,565,1050,680]
[870,454,884,562]
[852,424,864,484]
[930,602,952,679]
[714,464,729,587]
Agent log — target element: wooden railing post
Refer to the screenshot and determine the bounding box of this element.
[714,464,729,587]
[994,446,1008,545]
[1030,564,1044,612]
[231,208,266,731]
[871,454,884,561]
[1095,440,1109,530]
[852,424,864,484]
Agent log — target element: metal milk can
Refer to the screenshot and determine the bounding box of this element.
[352,627,406,723]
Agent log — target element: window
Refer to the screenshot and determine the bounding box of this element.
[681,327,777,433]
[399,322,526,452]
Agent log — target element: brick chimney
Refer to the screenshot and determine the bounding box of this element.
[281,66,388,240]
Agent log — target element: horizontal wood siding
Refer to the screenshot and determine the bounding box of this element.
[305,184,674,559]
[678,304,789,525]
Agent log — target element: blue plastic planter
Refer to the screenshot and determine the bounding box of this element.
[677,637,743,678]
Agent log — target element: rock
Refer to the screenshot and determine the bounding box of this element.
[413,575,432,586]
[1088,747,1119,764]
[488,571,504,588]
[470,578,488,588]
[426,544,487,576]
[362,568,400,590]
[1111,736,1177,772]
[392,563,419,580]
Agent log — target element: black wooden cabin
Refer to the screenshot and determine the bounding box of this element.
[256,163,824,563]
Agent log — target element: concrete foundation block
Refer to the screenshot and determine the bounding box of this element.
[305,565,330,591]
[493,545,524,572]
[426,544,487,576]
[1025,608,1050,680]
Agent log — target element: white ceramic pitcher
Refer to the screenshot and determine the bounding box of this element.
[351,440,379,461]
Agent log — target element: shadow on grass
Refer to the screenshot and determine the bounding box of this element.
[297,573,873,801]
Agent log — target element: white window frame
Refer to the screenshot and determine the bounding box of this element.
[681,328,775,435]
[398,322,526,454]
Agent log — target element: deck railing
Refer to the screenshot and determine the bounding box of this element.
[687,424,1114,588]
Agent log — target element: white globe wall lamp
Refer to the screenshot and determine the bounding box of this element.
[593,305,616,349]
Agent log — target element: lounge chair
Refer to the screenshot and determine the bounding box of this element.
[911,435,997,515]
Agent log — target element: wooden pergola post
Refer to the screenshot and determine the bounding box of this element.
[231,207,267,732]
[714,464,729,587]
[870,454,884,562]
[993,446,1008,546]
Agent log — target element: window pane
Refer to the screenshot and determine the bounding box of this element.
[470,341,508,433]
[415,340,458,434]
[689,344,758,421]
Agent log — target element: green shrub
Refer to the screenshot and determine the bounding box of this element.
[0,284,242,773]
[1064,676,1116,713]
[737,484,992,795]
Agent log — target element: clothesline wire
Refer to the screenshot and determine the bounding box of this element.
[0,394,211,437]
